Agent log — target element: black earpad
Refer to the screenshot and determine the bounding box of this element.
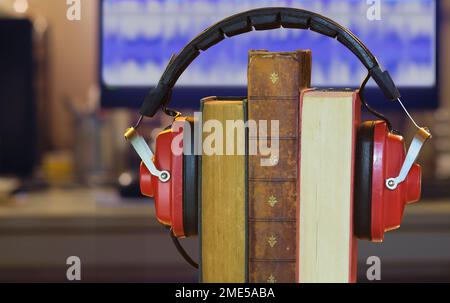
[354,121,375,240]
[182,118,199,236]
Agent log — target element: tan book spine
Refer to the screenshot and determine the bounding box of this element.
[200,98,247,283]
[247,50,312,283]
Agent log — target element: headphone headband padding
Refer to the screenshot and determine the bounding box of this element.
[140,7,401,117]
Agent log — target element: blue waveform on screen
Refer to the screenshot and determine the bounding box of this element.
[101,0,436,88]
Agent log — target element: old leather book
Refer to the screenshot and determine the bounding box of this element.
[247,50,312,283]
[200,97,247,283]
[297,89,360,282]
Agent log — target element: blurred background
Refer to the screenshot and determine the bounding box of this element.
[0,0,448,282]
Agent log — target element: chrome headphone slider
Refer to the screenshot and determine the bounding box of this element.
[124,127,171,183]
[386,127,431,190]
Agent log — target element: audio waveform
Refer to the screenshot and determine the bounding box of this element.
[101,0,436,88]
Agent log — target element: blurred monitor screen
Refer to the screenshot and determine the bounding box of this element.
[100,0,438,109]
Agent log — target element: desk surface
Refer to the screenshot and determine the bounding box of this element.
[0,188,448,282]
[0,187,198,282]
[0,188,154,219]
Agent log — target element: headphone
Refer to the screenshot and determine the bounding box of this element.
[124,8,431,265]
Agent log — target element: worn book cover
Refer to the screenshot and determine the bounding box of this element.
[247,50,312,283]
[297,89,360,282]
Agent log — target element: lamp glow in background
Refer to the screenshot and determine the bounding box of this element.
[119,172,133,187]
[13,0,29,14]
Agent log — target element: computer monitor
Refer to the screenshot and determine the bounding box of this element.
[100,0,439,110]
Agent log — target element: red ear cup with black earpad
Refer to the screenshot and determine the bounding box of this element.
[354,121,422,242]
[139,117,198,238]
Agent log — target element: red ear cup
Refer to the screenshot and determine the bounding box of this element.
[373,122,422,239]
[140,162,154,198]
[139,124,184,236]
[139,117,198,238]
[355,121,422,242]
[405,164,421,204]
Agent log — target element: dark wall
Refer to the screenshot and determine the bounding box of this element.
[0,18,35,177]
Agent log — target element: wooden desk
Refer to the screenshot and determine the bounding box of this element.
[0,188,198,282]
[0,188,449,282]
[357,200,450,282]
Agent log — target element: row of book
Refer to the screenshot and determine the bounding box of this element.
[200,50,358,282]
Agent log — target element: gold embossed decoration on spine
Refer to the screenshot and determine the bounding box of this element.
[247,50,312,283]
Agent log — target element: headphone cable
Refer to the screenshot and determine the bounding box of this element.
[359,73,394,132]
[168,228,199,269]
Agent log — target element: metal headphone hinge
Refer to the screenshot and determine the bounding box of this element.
[386,127,431,190]
[124,127,171,183]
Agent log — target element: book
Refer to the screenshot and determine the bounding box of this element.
[200,97,247,283]
[247,50,312,283]
[297,89,360,283]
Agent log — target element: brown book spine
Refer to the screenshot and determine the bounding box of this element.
[247,50,312,283]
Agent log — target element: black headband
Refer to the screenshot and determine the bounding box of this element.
[140,7,400,117]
